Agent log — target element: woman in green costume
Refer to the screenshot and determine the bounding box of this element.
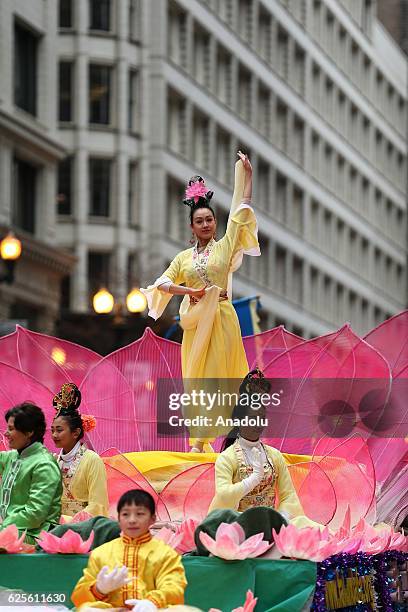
[0,403,62,543]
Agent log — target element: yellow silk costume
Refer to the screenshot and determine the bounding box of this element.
[71,532,187,609]
[209,441,319,528]
[142,161,260,444]
[59,445,108,519]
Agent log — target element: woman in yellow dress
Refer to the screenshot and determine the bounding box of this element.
[142,152,260,452]
[206,369,319,534]
[51,383,109,520]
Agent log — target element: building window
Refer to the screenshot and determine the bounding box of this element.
[89,0,111,31]
[59,61,73,122]
[168,4,187,68]
[88,252,111,299]
[89,64,111,125]
[129,0,140,41]
[89,158,111,217]
[14,22,38,116]
[128,162,138,225]
[59,0,73,28]
[13,158,37,234]
[128,70,138,132]
[57,157,73,216]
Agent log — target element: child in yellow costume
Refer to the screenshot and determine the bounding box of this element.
[71,489,187,611]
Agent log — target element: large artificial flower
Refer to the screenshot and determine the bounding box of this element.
[0,525,35,553]
[185,181,208,203]
[272,524,337,562]
[199,522,271,560]
[36,529,94,554]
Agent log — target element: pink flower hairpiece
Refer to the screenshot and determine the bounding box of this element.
[185,181,209,203]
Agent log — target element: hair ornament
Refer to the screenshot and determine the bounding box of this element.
[183,176,213,208]
[81,414,97,433]
[53,382,97,432]
[240,368,271,395]
[53,382,81,417]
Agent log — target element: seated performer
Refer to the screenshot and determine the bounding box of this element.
[0,403,62,543]
[51,382,109,520]
[71,489,187,611]
[208,369,313,529]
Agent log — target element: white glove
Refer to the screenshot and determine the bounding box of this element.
[96,565,132,595]
[125,599,157,612]
[242,448,264,494]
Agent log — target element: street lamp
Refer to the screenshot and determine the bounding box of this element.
[126,288,147,313]
[93,288,115,314]
[0,232,22,284]
[92,287,147,316]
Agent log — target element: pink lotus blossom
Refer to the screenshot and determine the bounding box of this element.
[36,529,94,554]
[70,510,93,523]
[185,181,208,203]
[154,527,184,552]
[0,525,34,553]
[174,518,199,554]
[199,522,271,560]
[272,524,334,562]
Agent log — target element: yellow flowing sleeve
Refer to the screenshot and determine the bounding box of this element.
[208,450,245,512]
[224,160,260,261]
[145,544,187,608]
[271,449,304,519]
[141,252,185,320]
[83,453,109,517]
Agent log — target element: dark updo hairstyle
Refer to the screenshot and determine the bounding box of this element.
[52,382,84,440]
[5,403,46,444]
[220,369,271,452]
[183,175,215,224]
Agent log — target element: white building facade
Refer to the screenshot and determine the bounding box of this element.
[0,0,75,332]
[55,0,407,337]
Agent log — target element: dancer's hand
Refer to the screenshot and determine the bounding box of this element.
[242,448,264,495]
[189,287,206,299]
[96,565,132,595]
[251,448,264,482]
[237,151,253,177]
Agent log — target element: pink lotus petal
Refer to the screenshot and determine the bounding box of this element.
[238,533,272,558]
[198,530,242,560]
[216,522,245,545]
[71,510,93,523]
[174,518,198,553]
[0,525,27,553]
[388,532,407,551]
[37,529,94,554]
[154,527,184,552]
[273,525,330,561]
